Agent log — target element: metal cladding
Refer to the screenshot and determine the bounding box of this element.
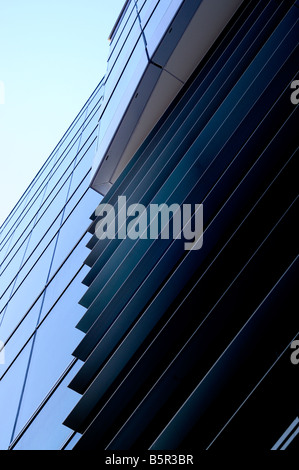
[64,0,299,451]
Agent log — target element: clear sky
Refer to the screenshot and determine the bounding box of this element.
[0,0,125,226]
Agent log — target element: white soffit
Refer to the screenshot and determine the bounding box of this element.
[90,0,244,195]
[164,0,244,82]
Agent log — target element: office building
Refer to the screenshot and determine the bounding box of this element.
[0,0,298,451]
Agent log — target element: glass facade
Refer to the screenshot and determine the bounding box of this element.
[0,80,104,450]
[0,0,298,452]
[0,0,193,450]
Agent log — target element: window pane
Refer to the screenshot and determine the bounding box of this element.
[107,4,138,76]
[10,266,88,438]
[143,0,184,58]
[63,432,81,450]
[12,360,83,450]
[0,187,46,276]
[0,237,56,343]
[137,0,158,27]
[0,337,32,450]
[104,20,142,108]
[47,189,101,279]
[109,0,135,49]
[97,35,148,162]
[0,297,43,378]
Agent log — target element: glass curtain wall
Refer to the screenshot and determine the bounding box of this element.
[0,0,204,450]
[0,79,104,450]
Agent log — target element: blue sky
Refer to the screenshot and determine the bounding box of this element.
[0,0,125,225]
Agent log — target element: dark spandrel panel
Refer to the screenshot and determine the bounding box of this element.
[11,360,83,450]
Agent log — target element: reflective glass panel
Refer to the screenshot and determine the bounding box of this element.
[0,337,33,449]
[0,237,57,344]
[109,0,135,49]
[10,267,88,438]
[104,20,142,108]
[12,360,83,450]
[98,35,148,160]
[142,0,184,58]
[107,2,138,75]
